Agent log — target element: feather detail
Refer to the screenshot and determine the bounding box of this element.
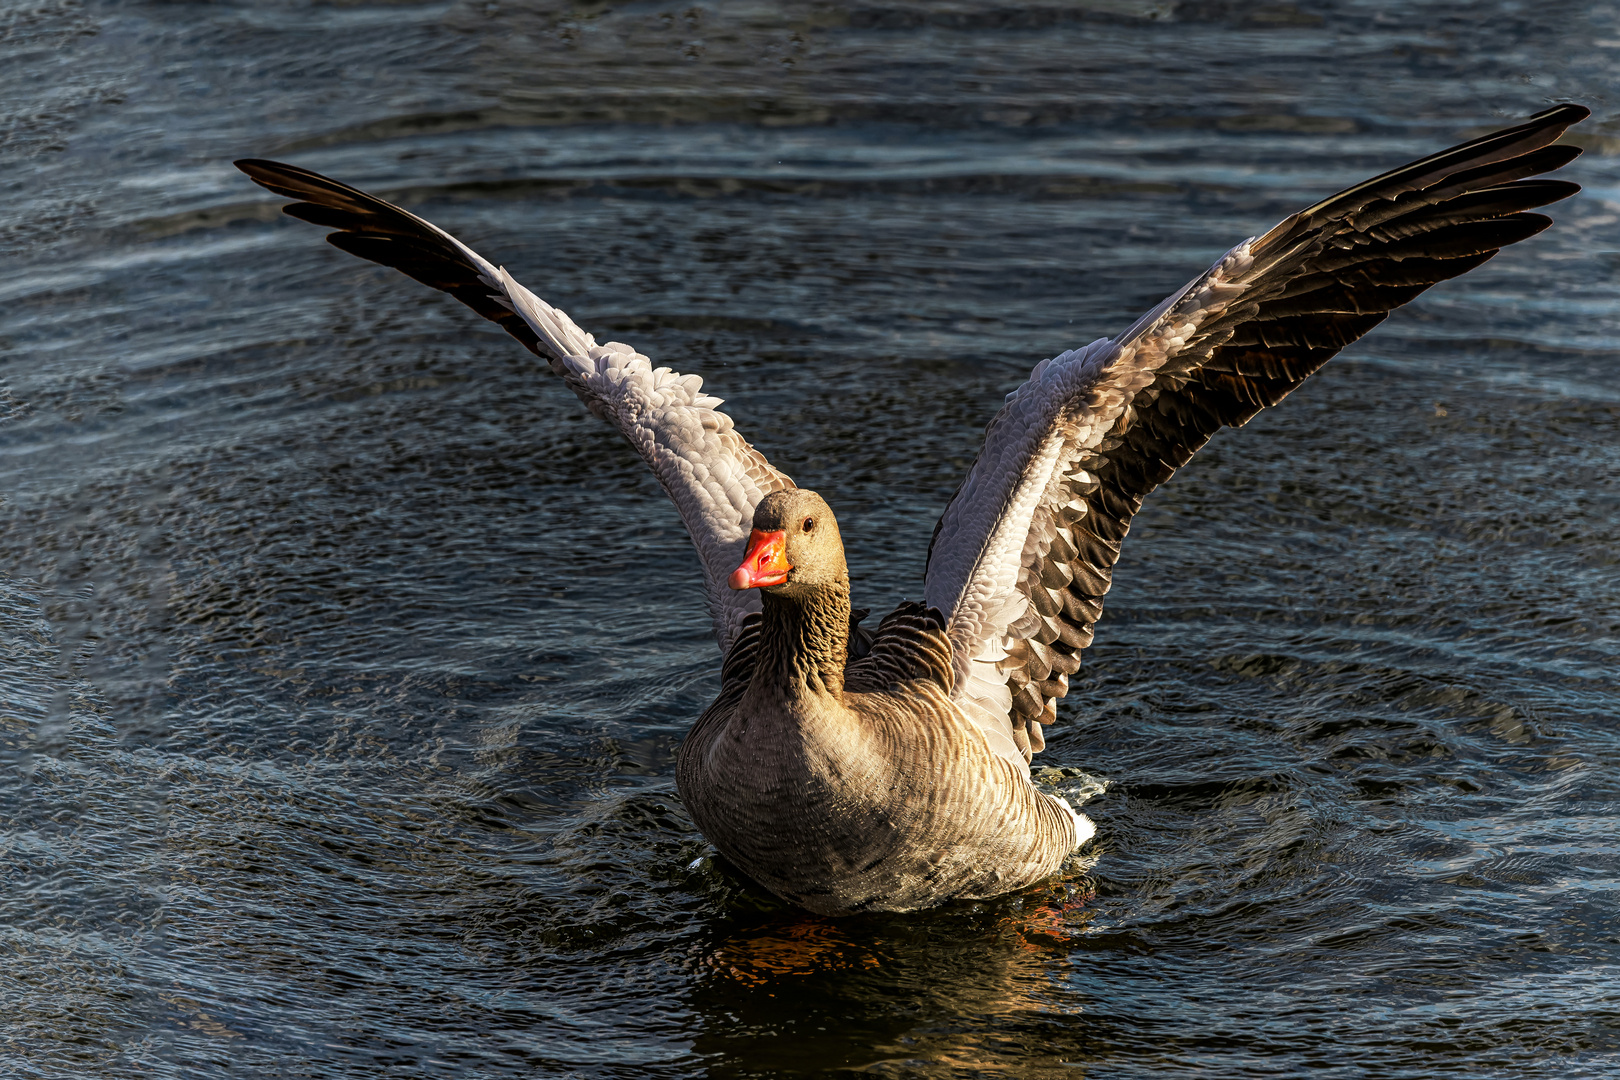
[922,104,1587,762]
[235,158,795,655]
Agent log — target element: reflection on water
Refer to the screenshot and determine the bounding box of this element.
[685,874,1101,1077]
[3,1,1619,1077]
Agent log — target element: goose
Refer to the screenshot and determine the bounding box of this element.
[237,104,1587,915]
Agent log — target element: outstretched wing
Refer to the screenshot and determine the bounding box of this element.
[236,160,794,655]
[923,103,1588,762]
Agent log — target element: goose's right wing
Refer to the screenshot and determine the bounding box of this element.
[236,160,794,656]
[922,104,1588,767]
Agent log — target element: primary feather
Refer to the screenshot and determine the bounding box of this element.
[921,103,1586,765]
[235,159,793,655]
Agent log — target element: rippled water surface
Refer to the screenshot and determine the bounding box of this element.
[3,1,1619,1076]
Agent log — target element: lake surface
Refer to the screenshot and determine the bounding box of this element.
[3,1,1618,1076]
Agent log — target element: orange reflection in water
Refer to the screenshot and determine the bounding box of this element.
[700,876,1095,987]
[995,879,1097,952]
[701,917,885,987]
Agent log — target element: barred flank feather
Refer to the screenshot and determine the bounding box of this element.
[845,603,954,696]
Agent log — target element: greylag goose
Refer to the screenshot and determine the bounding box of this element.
[237,104,1587,914]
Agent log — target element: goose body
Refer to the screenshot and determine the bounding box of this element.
[237,104,1587,914]
[679,491,1086,913]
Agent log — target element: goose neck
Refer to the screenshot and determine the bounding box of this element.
[754,579,851,700]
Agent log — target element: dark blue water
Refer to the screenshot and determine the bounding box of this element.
[3,2,1618,1076]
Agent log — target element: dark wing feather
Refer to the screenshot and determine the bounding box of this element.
[236,158,797,655]
[236,159,549,358]
[924,104,1587,761]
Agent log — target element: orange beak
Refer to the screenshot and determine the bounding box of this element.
[729,529,791,590]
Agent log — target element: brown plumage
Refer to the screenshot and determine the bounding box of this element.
[677,492,1082,915]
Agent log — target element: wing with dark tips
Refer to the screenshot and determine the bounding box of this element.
[923,104,1588,762]
[236,159,796,654]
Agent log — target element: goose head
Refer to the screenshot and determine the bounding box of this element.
[728,490,846,596]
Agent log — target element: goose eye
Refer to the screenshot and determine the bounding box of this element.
[803,517,815,532]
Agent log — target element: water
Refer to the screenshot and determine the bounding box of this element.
[2,1,1618,1076]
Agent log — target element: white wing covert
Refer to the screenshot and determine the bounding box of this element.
[236,160,793,655]
[922,104,1588,766]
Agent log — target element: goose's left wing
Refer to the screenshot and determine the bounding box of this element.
[235,160,793,655]
[922,104,1587,766]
